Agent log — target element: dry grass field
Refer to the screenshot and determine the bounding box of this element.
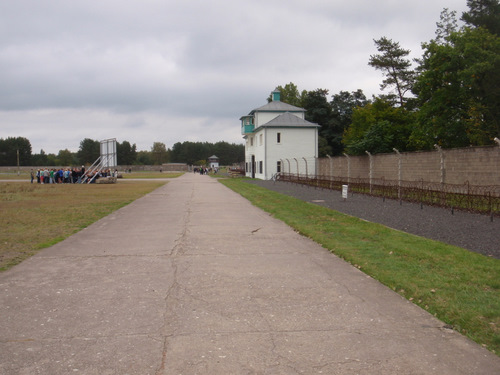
[0,180,165,271]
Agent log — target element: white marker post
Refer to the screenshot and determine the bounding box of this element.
[342,184,348,201]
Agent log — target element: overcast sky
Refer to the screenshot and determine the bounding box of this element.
[1,0,469,154]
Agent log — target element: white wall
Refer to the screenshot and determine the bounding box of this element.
[246,127,318,179]
[255,112,278,127]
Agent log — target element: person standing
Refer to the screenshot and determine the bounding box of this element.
[30,169,34,184]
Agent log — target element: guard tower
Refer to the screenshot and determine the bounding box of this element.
[208,155,219,169]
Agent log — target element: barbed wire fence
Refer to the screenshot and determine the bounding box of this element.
[275,156,500,218]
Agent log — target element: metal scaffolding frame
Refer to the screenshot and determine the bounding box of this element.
[81,139,117,184]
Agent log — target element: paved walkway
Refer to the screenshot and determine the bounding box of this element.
[0,173,498,374]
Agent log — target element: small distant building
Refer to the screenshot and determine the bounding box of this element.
[208,155,219,169]
[240,89,320,180]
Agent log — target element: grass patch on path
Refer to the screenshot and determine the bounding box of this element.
[220,178,500,355]
[0,180,165,271]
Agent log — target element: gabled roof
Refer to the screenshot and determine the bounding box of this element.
[255,112,320,130]
[250,101,305,114]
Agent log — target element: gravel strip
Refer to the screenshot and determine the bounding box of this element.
[246,180,500,259]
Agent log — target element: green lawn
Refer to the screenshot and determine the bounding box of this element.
[220,177,500,355]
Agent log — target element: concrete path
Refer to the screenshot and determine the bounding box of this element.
[0,173,498,374]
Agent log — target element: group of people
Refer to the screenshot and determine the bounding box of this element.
[30,167,117,184]
[193,167,218,175]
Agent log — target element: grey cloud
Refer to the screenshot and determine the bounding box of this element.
[0,0,470,154]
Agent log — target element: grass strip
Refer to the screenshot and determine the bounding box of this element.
[0,172,31,180]
[0,180,165,271]
[220,178,500,355]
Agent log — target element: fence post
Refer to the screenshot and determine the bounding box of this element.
[286,159,291,176]
[393,148,401,199]
[294,158,299,180]
[488,191,492,220]
[326,155,333,179]
[327,155,333,188]
[343,153,350,184]
[365,151,373,193]
[434,144,446,205]
[303,157,308,179]
[466,180,471,209]
[434,144,445,184]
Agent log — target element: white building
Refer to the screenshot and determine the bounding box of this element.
[208,155,219,169]
[240,89,320,180]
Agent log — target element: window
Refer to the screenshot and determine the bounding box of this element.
[259,134,263,146]
[277,132,281,144]
[250,137,253,146]
[277,161,281,173]
[259,161,263,174]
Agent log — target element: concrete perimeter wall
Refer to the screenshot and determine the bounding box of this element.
[317,145,500,186]
[119,164,189,172]
[0,163,189,173]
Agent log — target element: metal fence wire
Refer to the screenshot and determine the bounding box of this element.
[277,173,500,217]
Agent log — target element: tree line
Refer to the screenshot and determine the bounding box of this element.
[273,0,500,156]
[0,137,244,167]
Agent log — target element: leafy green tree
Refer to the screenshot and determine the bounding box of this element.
[31,150,48,166]
[412,27,500,148]
[343,97,415,155]
[301,89,335,157]
[46,153,58,166]
[136,150,153,165]
[328,90,370,155]
[170,142,185,163]
[369,37,415,107]
[77,138,100,165]
[173,142,209,165]
[270,84,369,156]
[347,121,397,155]
[317,137,332,158]
[117,141,137,165]
[151,142,169,165]
[194,159,207,166]
[57,149,75,166]
[302,89,332,125]
[213,141,244,165]
[0,137,32,166]
[267,82,306,107]
[435,8,458,44]
[462,0,500,36]
[170,141,243,165]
